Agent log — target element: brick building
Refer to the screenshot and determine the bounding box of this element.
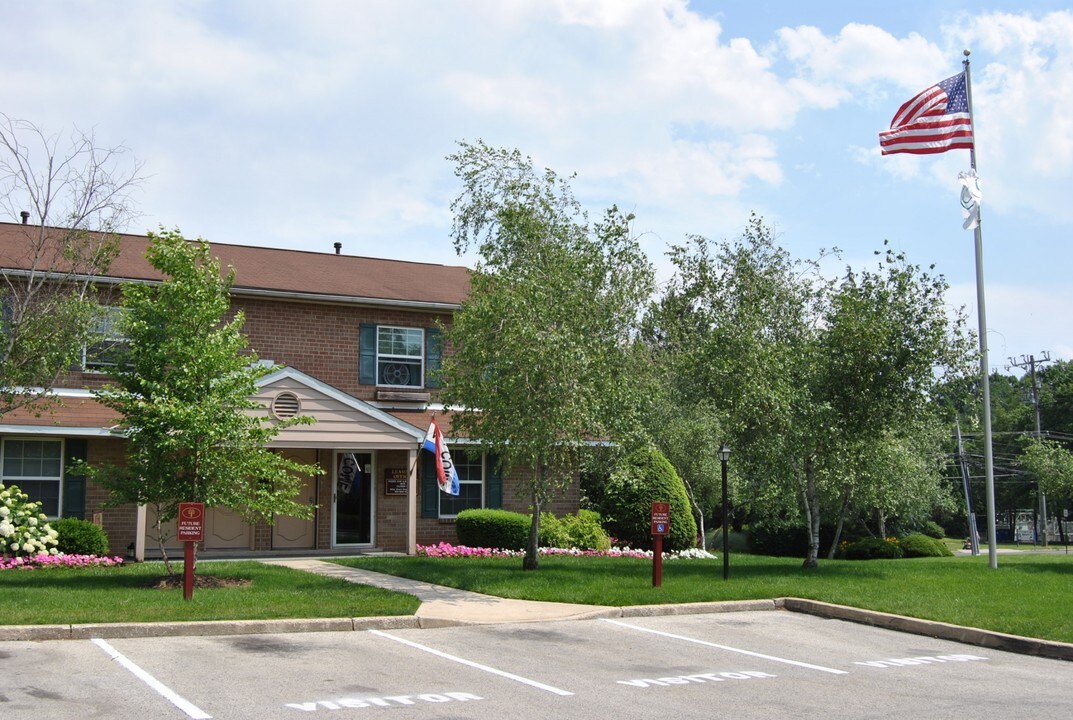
[0,223,579,558]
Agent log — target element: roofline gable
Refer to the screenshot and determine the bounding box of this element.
[255,366,425,441]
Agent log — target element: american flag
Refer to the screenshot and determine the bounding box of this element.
[879,71,974,155]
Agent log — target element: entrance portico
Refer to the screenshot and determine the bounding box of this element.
[135,366,425,559]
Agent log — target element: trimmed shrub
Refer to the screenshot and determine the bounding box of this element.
[920,520,946,539]
[843,536,904,560]
[540,510,611,552]
[601,446,697,552]
[52,517,110,556]
[900,533,953,558]
[455,509,529,550]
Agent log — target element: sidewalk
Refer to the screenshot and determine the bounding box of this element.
[265,558,618,627]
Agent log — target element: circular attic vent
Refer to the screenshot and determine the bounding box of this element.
[271,391,302,420]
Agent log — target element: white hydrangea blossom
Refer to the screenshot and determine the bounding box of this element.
[0,484,59,558]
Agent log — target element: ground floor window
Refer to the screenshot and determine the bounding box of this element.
[1,438,63,516]
[438,447,484,517]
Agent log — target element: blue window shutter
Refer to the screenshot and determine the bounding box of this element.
[425,327,443,388]
[63,439,88,519]
[421,450,439,518]
[486,454,502,509]
[359,324,377,385]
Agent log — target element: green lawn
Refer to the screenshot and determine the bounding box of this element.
[339,552,1073,644]
[4,552,1072,645]
[0,561,420,625]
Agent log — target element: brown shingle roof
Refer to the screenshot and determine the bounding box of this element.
[0,222,470,307]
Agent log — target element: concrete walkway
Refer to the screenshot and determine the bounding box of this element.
[265,558,617,627]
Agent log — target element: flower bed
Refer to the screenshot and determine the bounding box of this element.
[416,542,716,560]
[0,553,125,570]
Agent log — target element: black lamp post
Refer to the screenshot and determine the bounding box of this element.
[719,443,731,580]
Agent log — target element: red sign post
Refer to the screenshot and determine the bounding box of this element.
[177,502,205,600]
[651,502,671,587]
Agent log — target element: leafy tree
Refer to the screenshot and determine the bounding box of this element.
[80,229,320,573]
[646,216,828,566]
[441,141,654,570]
[1020,439,1073,504]
[1039,360,1073,439]
[0,115,143,416]
[645,219,970,568]
[814,245,971,557]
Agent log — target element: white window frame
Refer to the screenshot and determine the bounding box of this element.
[376,325,424,388]
[438,447,485,518]
[83,306,128,373]
[1,437,65,518]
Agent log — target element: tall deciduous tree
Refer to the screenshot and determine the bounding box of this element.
[0,115,143,416]
[442,141,654,570]
[81,229,319,572]
[646,218,970,568]
[1021,439,1073,504]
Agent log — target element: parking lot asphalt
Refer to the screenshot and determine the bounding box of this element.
[5,611,1073,719]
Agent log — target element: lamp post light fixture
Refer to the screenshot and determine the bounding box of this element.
[719,443,731,580]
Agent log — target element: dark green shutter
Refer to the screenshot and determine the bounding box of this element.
[425,327,443,388]
[359,324,377,385]
[63,439,88,519]
[486,453,502,509]
[421,450,439,518]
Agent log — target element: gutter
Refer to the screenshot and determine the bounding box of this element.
[0,270,462,313]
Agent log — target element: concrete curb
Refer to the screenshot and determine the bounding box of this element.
[0,600,781,640]
[780,598,1073,662]
[617,598,783,618]
[4,597,1070,665]
[0,615,423,642]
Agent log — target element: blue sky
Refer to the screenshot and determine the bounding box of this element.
[3,1,1071,366]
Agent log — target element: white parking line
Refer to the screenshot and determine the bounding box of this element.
[369,630,575,696]
[603,620,849,675]
[91,638,213,719]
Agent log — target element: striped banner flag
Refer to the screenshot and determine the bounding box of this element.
[879,72,974,155]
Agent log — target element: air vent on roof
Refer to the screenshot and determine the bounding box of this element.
[271,391,301,420]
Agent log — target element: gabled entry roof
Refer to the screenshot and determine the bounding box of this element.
[253,366,426,449]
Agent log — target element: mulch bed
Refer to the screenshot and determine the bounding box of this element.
[148,575,252,590]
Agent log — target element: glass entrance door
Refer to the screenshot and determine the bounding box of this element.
[334,452,373,545]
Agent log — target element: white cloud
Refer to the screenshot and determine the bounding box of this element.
[777,23,947,90]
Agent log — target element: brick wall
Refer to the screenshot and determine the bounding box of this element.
[85,438,138,557]
[236,297,453,400]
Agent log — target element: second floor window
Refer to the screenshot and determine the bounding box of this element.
[83,306,128,372]
[376,326,423,388]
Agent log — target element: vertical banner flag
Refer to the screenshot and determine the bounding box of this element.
[338,453,361,495]
[959,169,982,230]
[423,419,460,496]
[879,72,974,155]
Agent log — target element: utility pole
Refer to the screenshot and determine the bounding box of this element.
[956,419,980,555]
[1009,351,1053,545]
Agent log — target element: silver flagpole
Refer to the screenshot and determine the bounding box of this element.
[963,49,998,568]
